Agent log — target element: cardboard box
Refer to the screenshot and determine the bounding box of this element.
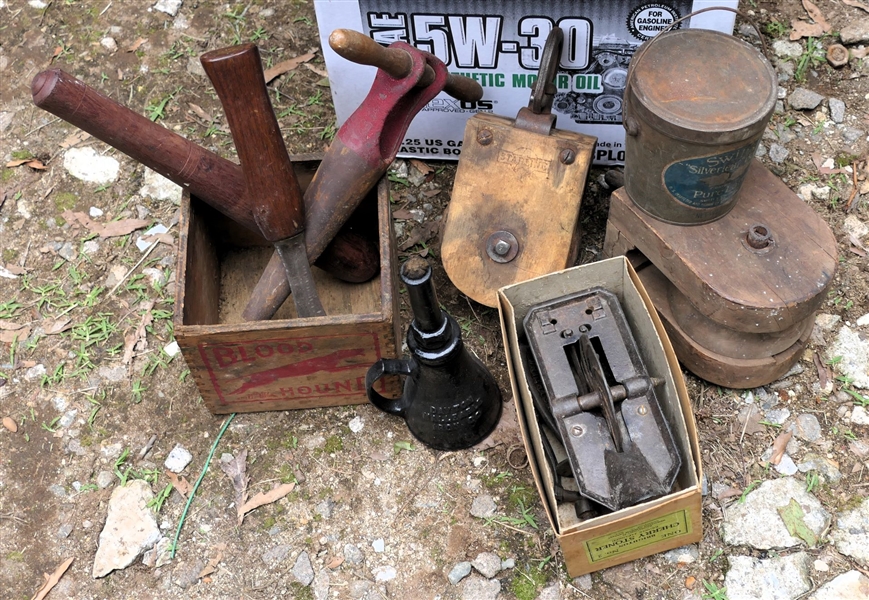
[173,156,401,414]
[497,256,702,576]
[314,0,737,166]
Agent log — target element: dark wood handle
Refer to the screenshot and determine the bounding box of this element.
[200,44,304,242]
[329,29,483,102]
[30,68,379,283]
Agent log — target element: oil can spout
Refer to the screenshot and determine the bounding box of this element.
[402,256,446,335]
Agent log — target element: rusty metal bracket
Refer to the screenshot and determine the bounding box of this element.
[514,27,562,135]
[523,287,681,511]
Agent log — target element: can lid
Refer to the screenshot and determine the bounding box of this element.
[629,29,777,142]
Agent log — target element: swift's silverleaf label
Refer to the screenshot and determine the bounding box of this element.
[663,143,755,209]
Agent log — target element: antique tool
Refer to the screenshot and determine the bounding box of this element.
[366,257,502,451]
[523,288,680,511]
[201,44,325,318]
[441,28,596,308]
[605,161,837,388]
[602,14,837,388]
[242,30,484,321]
[30,68,378,285]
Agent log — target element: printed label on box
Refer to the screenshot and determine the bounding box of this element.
[198,332,385,405]
[584,509,692,562]
[314,0,737,165]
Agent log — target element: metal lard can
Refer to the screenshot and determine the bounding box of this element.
[623,28,777,225]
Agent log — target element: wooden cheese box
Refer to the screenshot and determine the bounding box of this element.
[498,257,702,576]
[173,155,401,414]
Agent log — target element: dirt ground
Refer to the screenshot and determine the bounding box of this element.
[1,1,868,599]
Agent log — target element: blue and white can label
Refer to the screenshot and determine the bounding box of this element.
[663,143,756,209]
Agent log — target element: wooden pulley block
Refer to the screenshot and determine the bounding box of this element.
[441,28,596,308]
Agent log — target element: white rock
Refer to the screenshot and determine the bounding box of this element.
[100,37,118,52]
[857,313,869,327]
[136,224,169,252]
[139,168,182,203]
[89,206,104,218]
[852,406,869,426]
[153,0,182,16]
[812,559,829,572]
[28,0,48,7]
[721,478,830,550]
[105,264,128,288]
[725,552,811,600]
[0,111,12,133]
[64,147,120,185]
[807,570,869,600]
[348,416,364,433]
[372,538,385,553]
[830,498,869,566]
[164,445,192,473]
[163,341,180,358]
[92,480,161,577]
[471,552,501,578]
[772,40,804,59]
[843,215,869,240]
[373,565,396,582]
[829,325,869,389]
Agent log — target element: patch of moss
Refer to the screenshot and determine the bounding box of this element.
[53,192,77,211]
[323,435,343,453]
[507,485,537,511]
[289,582,313,600]
[261,516,276,530]
[1,168,14,182]
[3,248,18,263]
[510,564,547,600]
[10,150,33,160]
[6,551,24,561]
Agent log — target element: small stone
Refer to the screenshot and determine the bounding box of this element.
[153,0,182,17]
[842,127,865,144]
[48,484,66,498]
[154,537,173,568]
[163,341,180,358]
[164,445,192,473]
[470,494,496,518]
[100,37,117,52]
[142,267,166,287]
[850,440,869,458]
[97,470,115,489]
[344,544,363,564]
[292,551,315,586]
[93,480,161,577]
[373,565,396,582]
[372,538,384,553]
[462,575,501,600]
[829,326,869,389]
[173,559,206,589]
[58,242,76,261]
[764,408,790,425]
[57,523,73,538]
[139,168,182,203]
[97,365,127,383]
[773,40,804,59]
[831,498,869,566]
[815,314,841,330]
[807,570,869,600]
[755,144,767,158]
[83,240,100,255]
[840,18,869,44]
[186,55,206,78]
[573,574,593,590]
[262,544,291,567]
[845,215,869,240]
[721,478,830,550]
[852,406,869,426]
[64,147,120,185]
[793,414,822,442]
[472,552,501,579]
[725,552,811,600]
[828,98,846,124]
[348,416,364,433]
[348,580,372,598]
[797,453,842,485]
[858,312,869,327]
[52,395,69,411]
[315,498,335,519]
[663,545,699,566]
[501,558,515,570]
[449,562,472,585]
[774,454,799,476]
[768,143,789,164]
[105,265,128,288]
[812,559,829,572]
[136,224,169,252]
[0,111,12,133]
[537,582,561,600]
[789,88,825,111]
[59,409,78,429]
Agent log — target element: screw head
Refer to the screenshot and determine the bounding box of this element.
[570,425,584,437]
[559,148,576,165]
[493,239,511,256]
[637,405,648,416]
[477,129,493,145]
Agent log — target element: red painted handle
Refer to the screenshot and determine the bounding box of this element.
[200,44,304,242]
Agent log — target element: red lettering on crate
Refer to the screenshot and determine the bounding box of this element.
[227,349,364,396]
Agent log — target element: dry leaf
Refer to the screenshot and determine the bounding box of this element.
[398,220,440,251]
[43,317,72,335]
[239,482,295,524]
[790,20,827,40]
[421,188,441,198]
[685,576,696,590]
[813,351,831,389]
[801,0,831,30]
[198,543,226,578]
[844,0,869,12]
[0,321,25,330]
[60,130,91,148]
[188,103,212,122]
[139,232,175,247]
[3,264,25,275]
[769,430,793,466]
[263,52,316,83]
[303,62,329,78]
[6,159,32,167]
[62,210,150,238]
[6,158,45,169]
[30,557,74,600]
[852,47,869,59]
[391,208,415,220]
[409,159,433,175]
[166,470,193,498]
[738,404,765,436]
[123,300,155,364]
[0,326,30,344]
[716,486,743,500]
[2,416,17,433]
[326,555,344,569]
[220,450,250,524]
[126,38,147,52]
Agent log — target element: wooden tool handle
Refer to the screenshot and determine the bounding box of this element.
[31,68,379,284]
[200,44,304,243]
[329,29,483,102]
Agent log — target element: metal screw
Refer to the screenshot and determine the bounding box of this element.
[637,405,648,416]
[559,148,576,165]
[560,329,574,339]
[493,239,511,256]
[570,425,584,437]
[578,324,589,333]
[477,129,493,145]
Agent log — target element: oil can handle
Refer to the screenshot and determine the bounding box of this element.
[366,358,416,416]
